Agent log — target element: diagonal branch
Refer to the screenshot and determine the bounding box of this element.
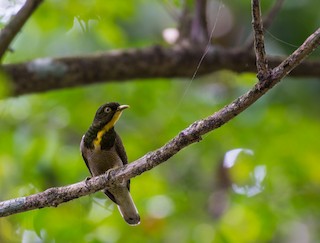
[0,26,319,218]
[272,28,320,79]
[0,0,44,61]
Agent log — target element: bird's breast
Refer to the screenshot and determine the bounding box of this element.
[84,146,123,177]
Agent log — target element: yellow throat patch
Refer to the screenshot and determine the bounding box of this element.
[93,110,123,149]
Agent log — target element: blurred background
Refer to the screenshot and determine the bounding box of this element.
[0,0,320,242]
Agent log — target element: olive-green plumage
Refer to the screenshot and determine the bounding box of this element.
[80,102,140,225]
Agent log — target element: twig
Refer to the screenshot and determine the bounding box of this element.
[244,0,285,49]
[251,0,269,79]
[0,0,43,61]
[190,0,208,45]
[0,27,319,217]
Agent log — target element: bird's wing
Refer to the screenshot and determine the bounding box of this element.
[80,135,93,176]
[115,132,130,191]
[103,189,118,204]
[115,133,128,165]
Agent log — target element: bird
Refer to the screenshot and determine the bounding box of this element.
[80,102,140,225]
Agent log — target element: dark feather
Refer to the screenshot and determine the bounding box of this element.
[81,153,92,176]
[104,189,118,204]
[115,133,130,191]
[115,133,128,165]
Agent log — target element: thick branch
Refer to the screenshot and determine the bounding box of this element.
[0,27,319,217]
[0,0,43,61]
[2,46,320,97]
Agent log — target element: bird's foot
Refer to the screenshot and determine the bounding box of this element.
[85,176,92,185]
[105,168,126,187]
[105,168,116,180]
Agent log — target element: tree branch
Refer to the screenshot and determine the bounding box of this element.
[0,0,43,61]
[2,45,320,97]
[251,0,269,79]
[1,26,319,217]
[272,28,320,79]
[190,0,208,45]
[245,0,285,49]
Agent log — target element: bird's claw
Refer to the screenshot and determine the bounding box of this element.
[105,168,116,179]
[85,176,91,185]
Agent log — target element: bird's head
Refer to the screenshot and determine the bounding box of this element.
[92,102,129,131]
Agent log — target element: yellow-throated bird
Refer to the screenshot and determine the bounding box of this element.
[80,102,140,225]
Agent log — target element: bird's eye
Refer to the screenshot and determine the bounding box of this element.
[104,107,111,113]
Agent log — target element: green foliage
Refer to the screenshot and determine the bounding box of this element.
[1,0,320,242]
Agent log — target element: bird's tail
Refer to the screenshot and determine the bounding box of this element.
[117,192,140,225]
[104,187,140,225]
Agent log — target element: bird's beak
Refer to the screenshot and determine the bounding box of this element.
[105,105,130,129]
[117,105,130,111]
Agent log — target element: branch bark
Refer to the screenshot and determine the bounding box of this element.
[245,0,285,49]
[2,45,320,97]
[1,26,319,217]
[0,0,43,61]
[251,0,269,79]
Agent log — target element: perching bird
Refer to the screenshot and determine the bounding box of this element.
[80,102,140,225]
